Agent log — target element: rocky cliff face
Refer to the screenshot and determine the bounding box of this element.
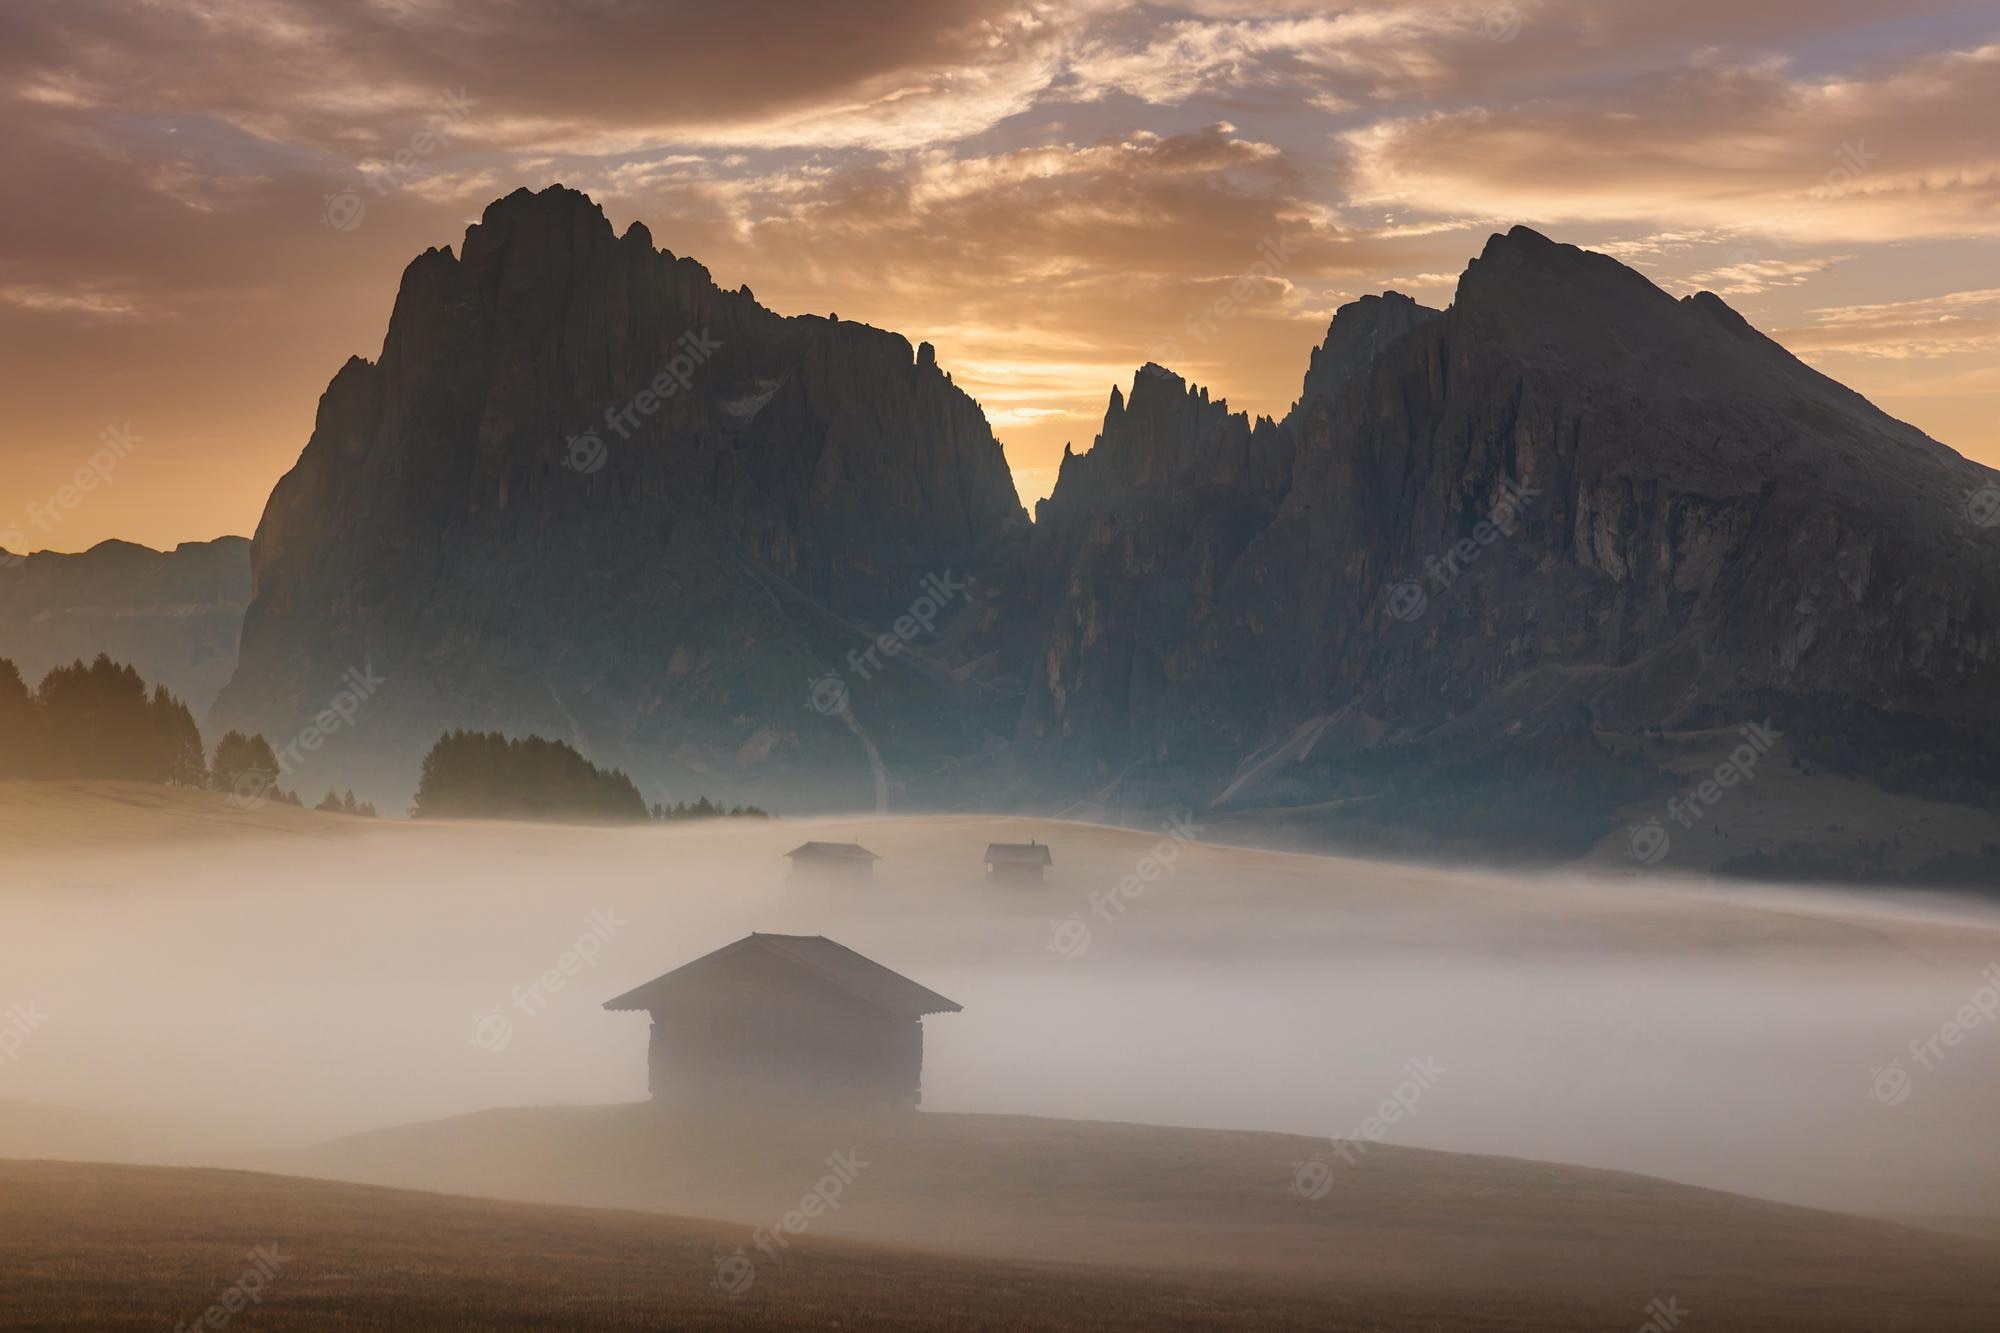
[212,186,1029,808]
[213,192,2000,858]
[0,538,249,718]
[1020,227,2000,854]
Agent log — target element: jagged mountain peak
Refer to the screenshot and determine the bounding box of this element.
[1294,289,1442,420]
[1456,222,1681,326]
[214,187,1029,809]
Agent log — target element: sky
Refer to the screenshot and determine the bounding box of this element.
[1,0,1997,553]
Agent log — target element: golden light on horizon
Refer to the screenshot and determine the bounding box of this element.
[1,1,1996,552]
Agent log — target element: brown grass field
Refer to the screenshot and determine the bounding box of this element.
[274,1103,2000,1330]
[5,1148,2000,1332]
[0,1158,1339,1330]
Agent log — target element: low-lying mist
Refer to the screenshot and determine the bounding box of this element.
[5,810,1998,1221]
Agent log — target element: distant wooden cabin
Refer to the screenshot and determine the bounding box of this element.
[984,840,1053,880]
[603,934,961,1108]
[784,840,881,878]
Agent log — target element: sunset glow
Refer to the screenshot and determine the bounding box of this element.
[3,0,1997,549]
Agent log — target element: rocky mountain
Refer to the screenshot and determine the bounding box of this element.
[212,188,2000,867]
[0,538,249,718]
[211,186,1029,810]
[1021,228,2000,863]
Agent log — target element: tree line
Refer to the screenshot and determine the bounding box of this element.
[410,730,772,823]
[2,654,204,783]
[2,654,764,825]
[0,654,373,816]
[411,729,649,822]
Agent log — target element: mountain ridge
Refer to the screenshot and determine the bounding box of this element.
[175,187,2000,866]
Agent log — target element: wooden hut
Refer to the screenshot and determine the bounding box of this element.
[784,840,881,878]
[983,840,1053,880]
[603,934,960,1108]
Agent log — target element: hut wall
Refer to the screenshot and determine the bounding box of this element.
[647,1001,924,1108]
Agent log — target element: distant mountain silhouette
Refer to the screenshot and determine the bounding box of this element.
[0,538,248,720]
[206,188,2000,864]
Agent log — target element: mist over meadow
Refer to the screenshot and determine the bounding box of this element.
[6,812,1997,1221]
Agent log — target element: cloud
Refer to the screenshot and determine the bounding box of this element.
[1683,255,1852,297]
[1341,43,2000,245]
[1064,9,1469,105]
[1,0,1998,544]
[1779,289,2000,359]
[0,0,1089,158]
[0,284,147,319]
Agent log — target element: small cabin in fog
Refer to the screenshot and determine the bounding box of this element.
[984,840,1052,880]
[602,934,961,1109]
[784,840,880,877]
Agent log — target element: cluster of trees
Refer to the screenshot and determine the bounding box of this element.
[412,730,649,822]
[0,655,205,783]
[651,797,769,821]
[5,658,775,828]
[208,729,294,805]
[315,789,379,817]
[0,654,377,818]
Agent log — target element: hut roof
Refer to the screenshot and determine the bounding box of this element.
[785,840,880,861]
[984,841,1053,866]
[603,933,961,1017]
